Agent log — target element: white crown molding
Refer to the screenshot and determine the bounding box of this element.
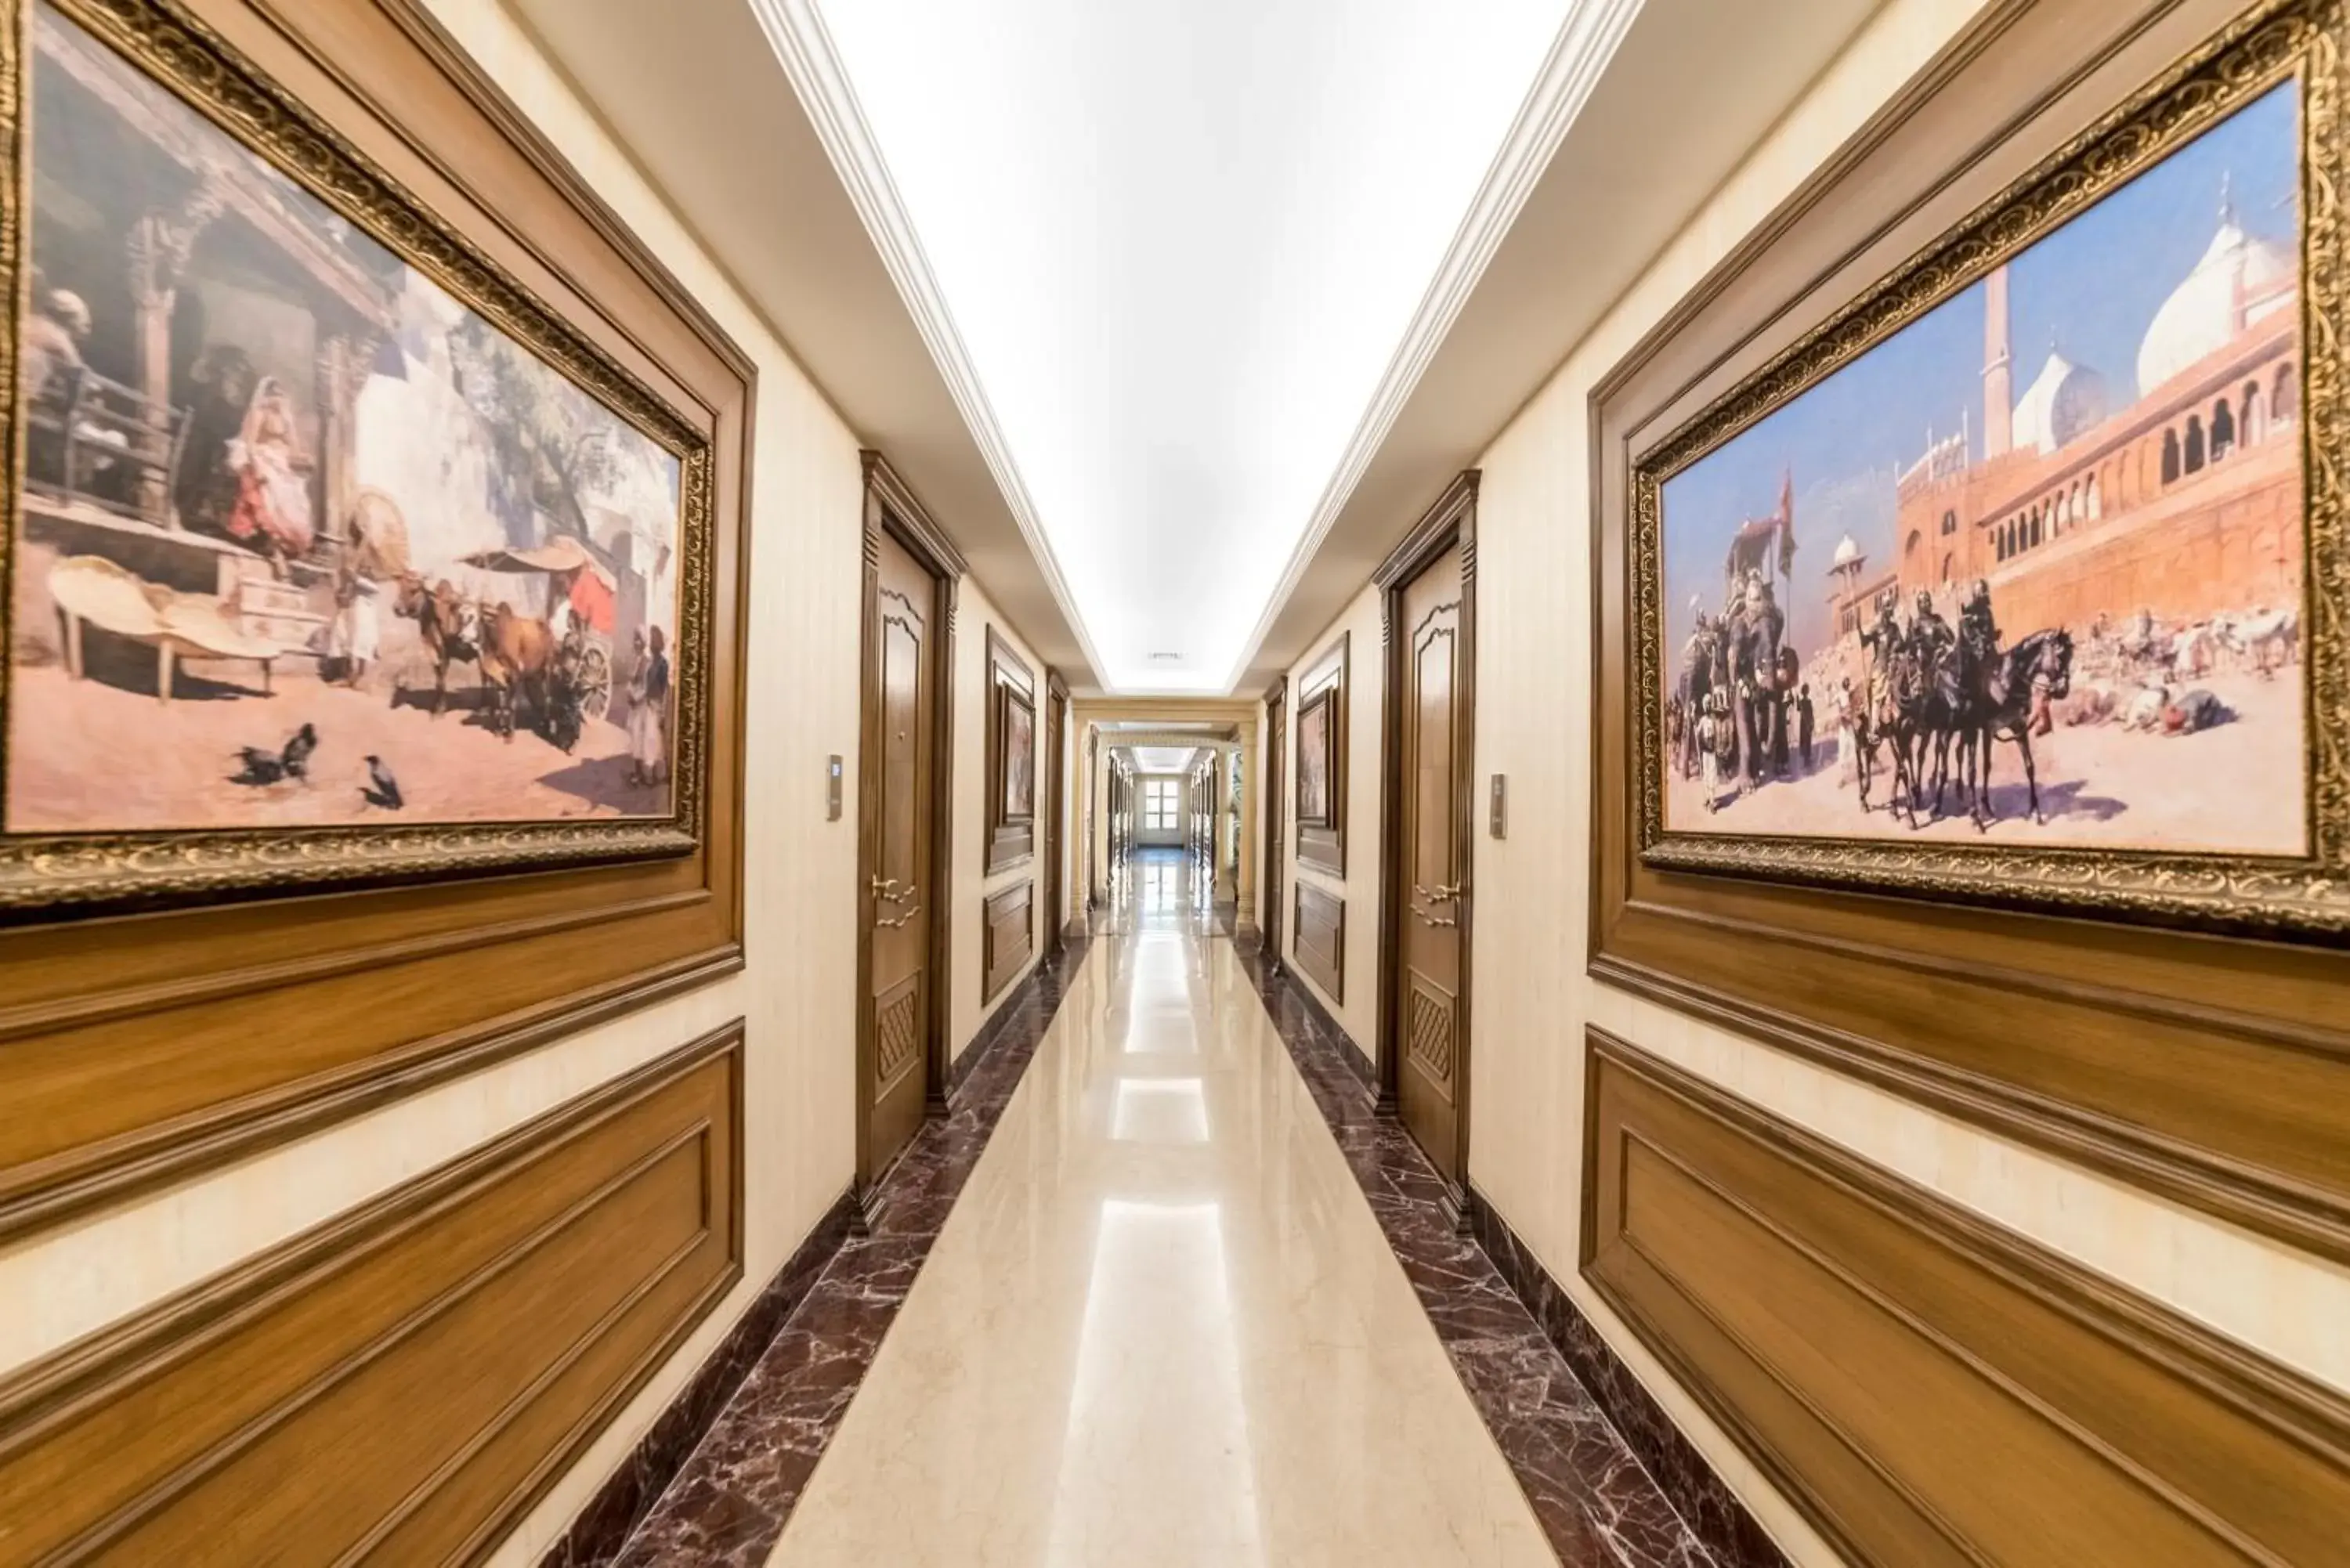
[744,0,1108,684]
[1220,0,1645,690]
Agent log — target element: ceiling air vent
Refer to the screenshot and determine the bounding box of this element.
[1148,651,1180,662]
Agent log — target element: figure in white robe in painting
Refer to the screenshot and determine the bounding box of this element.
[327,567,381,688]
[626,626,670,787]
[1835,676,1858,784]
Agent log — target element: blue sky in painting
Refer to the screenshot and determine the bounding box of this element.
[1661,80,2298,657]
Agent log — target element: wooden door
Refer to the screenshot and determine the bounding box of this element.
[1395,541,1468,1184]
[1043,683,1067,955]
[1264,689,1285,969]
[866,526,939,1180]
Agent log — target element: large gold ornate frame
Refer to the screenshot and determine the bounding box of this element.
[0,0,714,916]
[1631,0,2345,941]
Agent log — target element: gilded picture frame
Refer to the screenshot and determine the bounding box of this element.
[1631,0,2348,941]
[0,0,714,919]
[983,623,1034,872]
[1296,628,1347,873]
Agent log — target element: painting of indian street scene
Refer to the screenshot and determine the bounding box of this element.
[1658,80,2307,858]
[6,2,685,835]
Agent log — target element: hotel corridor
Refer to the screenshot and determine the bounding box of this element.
[591,851,1708,1566]
[17,4,2339,1562]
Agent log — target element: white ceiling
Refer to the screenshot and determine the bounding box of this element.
[1125,747,1202,775]
[512,0,1882,696]
[812,0,1585,692]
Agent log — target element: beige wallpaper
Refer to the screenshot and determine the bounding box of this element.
[950,580,1049,1059]
[1282,581,1384,1059]
[1466,0,2350,1563]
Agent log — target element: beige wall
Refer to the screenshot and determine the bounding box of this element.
[951,583,1047,1057]
[1282,582,1383,1058]
[1466,2,2350,1564]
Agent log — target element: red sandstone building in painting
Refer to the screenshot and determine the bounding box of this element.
[1827,188,2301,646]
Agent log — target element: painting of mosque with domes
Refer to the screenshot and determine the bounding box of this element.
[1655,77,2307,859]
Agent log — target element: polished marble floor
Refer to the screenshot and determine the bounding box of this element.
[764,854,1557,1566]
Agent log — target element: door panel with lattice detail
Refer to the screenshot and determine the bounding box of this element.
[870,528,938,1178]
[1397,541,1466,1183]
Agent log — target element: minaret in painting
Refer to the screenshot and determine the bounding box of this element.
[1982,262,2013,459]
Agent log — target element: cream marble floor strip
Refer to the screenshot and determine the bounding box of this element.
[765,896,1556,1566]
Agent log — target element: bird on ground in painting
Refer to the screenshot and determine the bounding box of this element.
[362,754,403,811]
[231,746,285,786]
[280,723,319,782]
[231,723,320,787]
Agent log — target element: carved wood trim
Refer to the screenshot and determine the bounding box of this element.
[859,450,969,579]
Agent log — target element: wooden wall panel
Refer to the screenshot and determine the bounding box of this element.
[1587,0,2350,1272]
[1581,1029,2350,1568]
[0,1024,745,1566]
[0,0,751,1245]
[1293,881,1345,1004]
[982,880,1034,1004]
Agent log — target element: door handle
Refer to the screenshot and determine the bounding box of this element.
[877,904,922,930]
[1411,882,1462,928]
[872,876,917,904]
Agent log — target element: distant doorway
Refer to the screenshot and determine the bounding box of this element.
[1044,674,1068,956]
[1263,681,1286,971]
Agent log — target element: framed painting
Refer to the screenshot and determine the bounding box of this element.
[0,0,748,1246]
[2,0,713,918]
[1592,0,2350,1281]
[1296,694,1332,821]
[1003,686,1036,821]
[1632,0,2341,939]
[984,623,1033,871]
[1296,630,1346,873]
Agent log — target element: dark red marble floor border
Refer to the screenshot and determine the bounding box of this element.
[1236,949,1724,1568]
[538,1190,858,1567]
[1276,952,1377,1093]
[1465,1191,1791,1568]
[545,934,1091,1568]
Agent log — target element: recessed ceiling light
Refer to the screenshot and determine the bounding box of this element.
[1148,652,1181,662]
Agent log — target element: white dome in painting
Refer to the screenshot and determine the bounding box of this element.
[2136,180,2296,395]
[2011,345,2108,455]
[1831,533,1860,569]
